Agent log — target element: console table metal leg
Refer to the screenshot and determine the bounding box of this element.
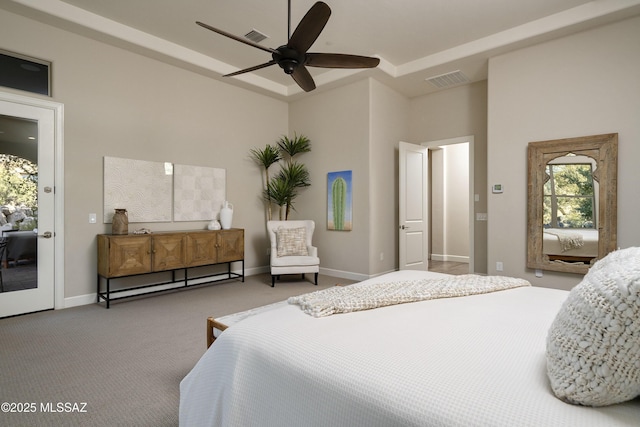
[106,278,111,309]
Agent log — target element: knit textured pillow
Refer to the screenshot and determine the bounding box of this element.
[546,247,640,406]
[276,227,308,257]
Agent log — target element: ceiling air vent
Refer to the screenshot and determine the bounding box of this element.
[244,29,269,44]
[425,70,469,89]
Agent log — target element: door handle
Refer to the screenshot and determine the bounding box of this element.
[400,225,410,230]
[39,231,53,238]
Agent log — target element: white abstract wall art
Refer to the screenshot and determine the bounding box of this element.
[173,164,226,221]
[103,156,173,223]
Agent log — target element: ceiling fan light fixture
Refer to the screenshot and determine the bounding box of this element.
[279,59,298,74]
[197,1,379,92]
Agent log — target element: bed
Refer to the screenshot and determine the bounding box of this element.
[543,228,598,263]
[180,269,640,426]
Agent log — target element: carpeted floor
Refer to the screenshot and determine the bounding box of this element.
[0,273,354,427]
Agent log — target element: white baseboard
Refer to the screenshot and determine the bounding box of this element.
[430,254,470,263]
[318,267,368,282]
[64,293,98,308]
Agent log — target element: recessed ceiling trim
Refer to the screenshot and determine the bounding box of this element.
[10,0,640,99]
[398,0,640,77]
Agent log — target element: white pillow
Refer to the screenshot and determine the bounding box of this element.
[546,247,640,406]
[276,227,308,257]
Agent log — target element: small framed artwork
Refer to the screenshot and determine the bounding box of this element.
[327,170,352,231]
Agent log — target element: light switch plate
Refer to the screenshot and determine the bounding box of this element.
[89,213,97,224]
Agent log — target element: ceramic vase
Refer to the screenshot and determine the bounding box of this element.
[220,201,233,230]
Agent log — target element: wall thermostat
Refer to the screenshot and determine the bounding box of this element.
[492,184,504,193]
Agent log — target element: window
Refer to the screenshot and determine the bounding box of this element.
[0,50,51,96]
[543,162,595,229]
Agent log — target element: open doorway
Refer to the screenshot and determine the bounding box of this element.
[423,136,474,274]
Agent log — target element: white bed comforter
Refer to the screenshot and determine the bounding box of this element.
[179,271,640,427]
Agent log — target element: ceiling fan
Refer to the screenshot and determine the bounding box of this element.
[196,1,380,92]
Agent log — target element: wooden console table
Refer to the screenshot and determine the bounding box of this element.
[97,229,244,308]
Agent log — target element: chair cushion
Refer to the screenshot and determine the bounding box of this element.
[276,227,309,257]
[271,255,320,267]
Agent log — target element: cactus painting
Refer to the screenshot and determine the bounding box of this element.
[327,170,352,231]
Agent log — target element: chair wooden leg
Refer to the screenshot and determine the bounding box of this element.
[301,273,305,280]
[271,275,275,287]
[314,272,318,285]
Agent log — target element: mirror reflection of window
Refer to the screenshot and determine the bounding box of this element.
[543,159,596,230]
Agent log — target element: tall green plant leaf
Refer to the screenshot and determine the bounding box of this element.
[276,161,310,219]
[277,133,311,162]
[266,176,296,220]
[249,144,281,220]
[250,133,312,221]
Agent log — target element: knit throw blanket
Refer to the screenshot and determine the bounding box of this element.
[288,274,531,317]
[544,229,584,252]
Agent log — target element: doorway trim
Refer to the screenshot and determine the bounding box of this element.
[0,90,65,309]
[421,135,474,273]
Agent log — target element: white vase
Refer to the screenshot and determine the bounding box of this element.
[220,201,233,230]
[207,220,221,230]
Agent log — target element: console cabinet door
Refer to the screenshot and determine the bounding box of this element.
[152,234,186,271]
[216,229,244,263]
[185,232,218,267]
[99,235,152,277]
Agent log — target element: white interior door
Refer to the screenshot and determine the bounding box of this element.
[0,95,56,317]
[399,141,428,270]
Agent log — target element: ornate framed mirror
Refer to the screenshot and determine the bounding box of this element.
[527,133,617,274]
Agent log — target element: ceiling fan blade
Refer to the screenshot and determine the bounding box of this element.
[291,66,316,92]
[305,53,380,69]
[196,21,277,54]
[223,60,277,77]
[287,2,331,54]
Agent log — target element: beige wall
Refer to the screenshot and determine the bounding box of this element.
[429,145,471,262]
[288,80,372,279]
[430,149,445,257]
[289,78,410,279]
[0,11,289,302]
[487,15,640,290]
[409,82,488,273]
[443,143,470,260]
[369,79,410,275]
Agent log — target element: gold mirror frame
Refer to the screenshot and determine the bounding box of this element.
[527,133,617,274]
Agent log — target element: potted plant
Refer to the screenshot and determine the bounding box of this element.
[250,133,311,220]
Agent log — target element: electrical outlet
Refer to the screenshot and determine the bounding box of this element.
[496,261,503,271]
[380,252,384,261]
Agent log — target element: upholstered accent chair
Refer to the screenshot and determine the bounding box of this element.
[267,220,319,287]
